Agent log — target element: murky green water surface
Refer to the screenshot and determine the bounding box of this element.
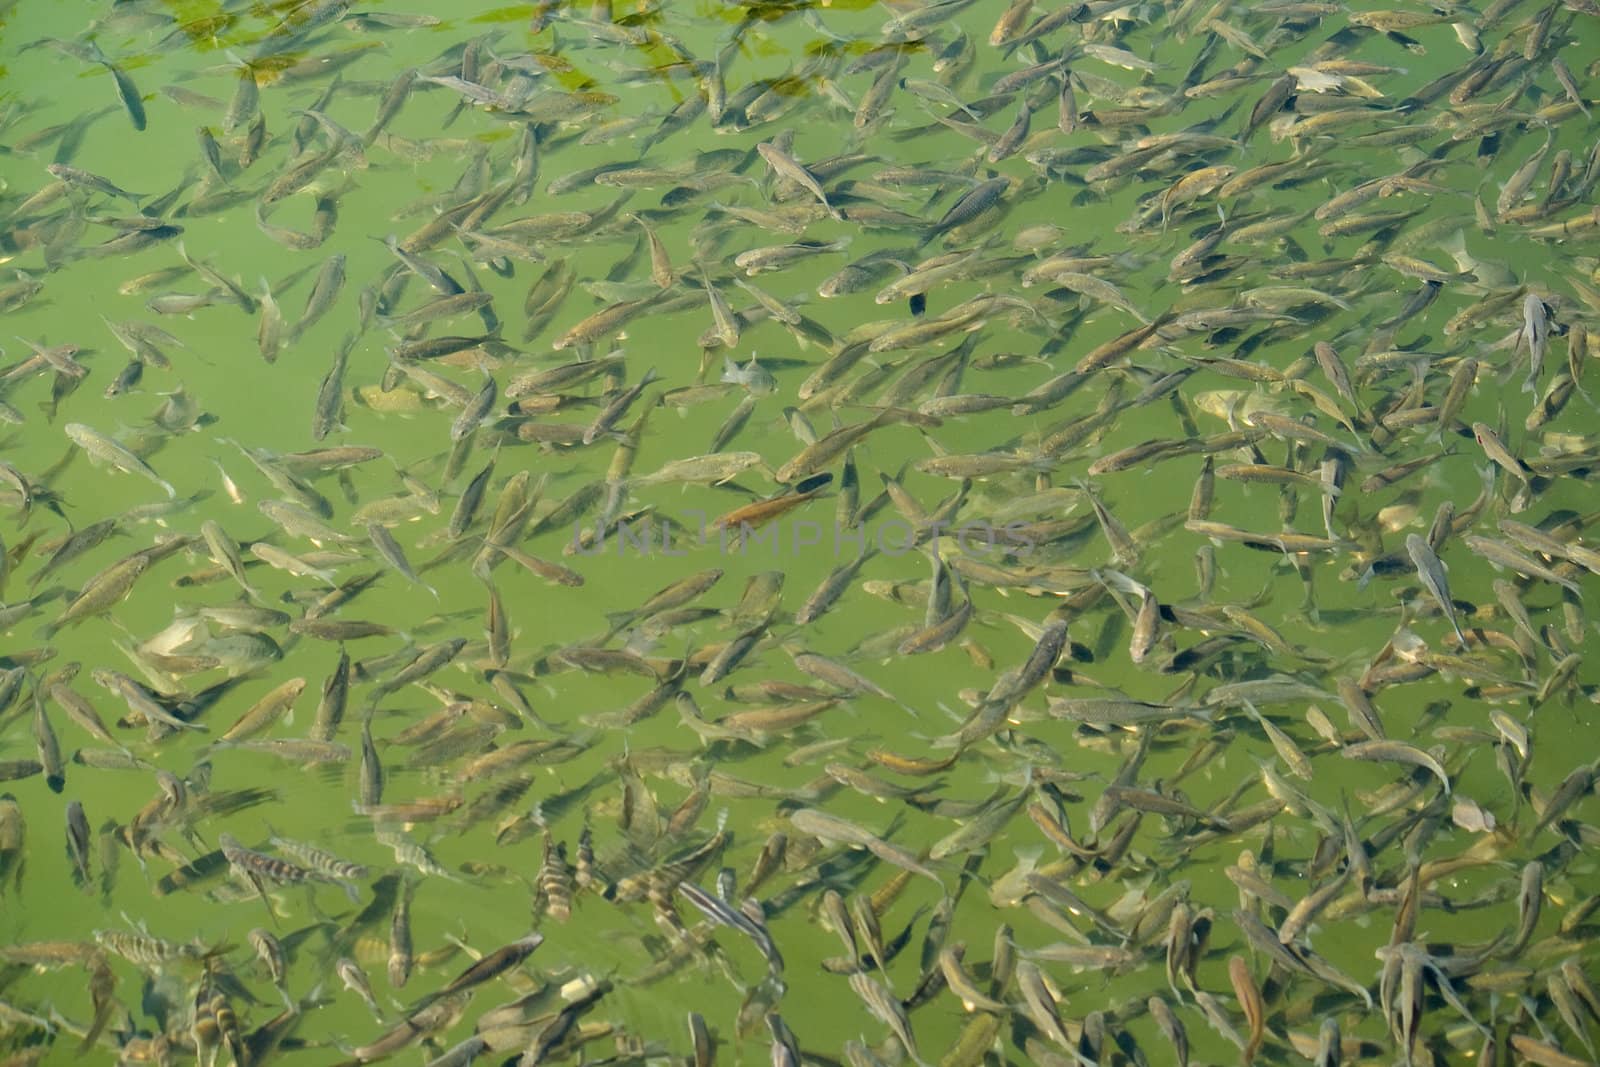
[2,0,1599,1065]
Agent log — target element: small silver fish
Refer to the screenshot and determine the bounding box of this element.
[721,353,778,394]
[336,956,385,1020]
[1405,534,1467,647]
[1516,292,1552,395]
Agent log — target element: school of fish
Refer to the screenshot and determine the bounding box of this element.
[1,0,1599,1065]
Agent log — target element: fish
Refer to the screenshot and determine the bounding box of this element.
[387,877,415,988]
[536,833,574,923]
[336,956,386,1020]
[1047,697,1210,726]
[721,353,779,393]
[1405,534,1468,647]
[920,177,1009,248]
[218,833,318,895]
[218,678,306,742]
[46,163,144,205]
[712,476,831,534]
[65,800,92,890]
[367,524,437,598]
[1229,955,1266,1065]
[0,794,24,894]
[266,827,367,885]
[632,452,766,489]
[249,928,294,1009]
[1509,295,1554,393]
[413,933,544,1011]
[584,368,660,445]
[757,142,844,221]
[64,424,175,498]
[847,971,921,1061]
[789,809,945,890]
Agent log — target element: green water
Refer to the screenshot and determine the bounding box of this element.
[2,0,1599,1064]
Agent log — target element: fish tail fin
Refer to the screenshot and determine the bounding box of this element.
[200,938,237,962]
